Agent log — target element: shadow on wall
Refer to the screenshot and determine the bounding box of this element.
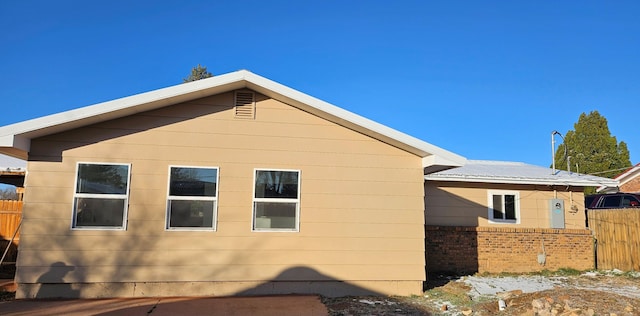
[93,266,387,316]
[424,183,486,276]
[29,265,383,298]
[234,266,381,297]
[35,262,80,298]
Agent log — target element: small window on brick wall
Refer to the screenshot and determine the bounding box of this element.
[234,91,255,119]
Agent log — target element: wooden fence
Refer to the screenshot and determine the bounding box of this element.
[1,200,22,264]
[588,208,640,271]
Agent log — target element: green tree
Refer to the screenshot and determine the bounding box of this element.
[553,111,631,192]
[183,64,213,82]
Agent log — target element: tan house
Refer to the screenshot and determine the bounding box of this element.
[0,70,466,298]
[423,160,618,274]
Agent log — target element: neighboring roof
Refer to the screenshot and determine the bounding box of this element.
[0,154,26,187]
[0,154,26,170]
[424,160,619,187]
[0,70,465,173]
[597,163,640,192]
[0,170,25,187]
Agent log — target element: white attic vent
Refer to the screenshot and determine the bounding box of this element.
[234,91,255,119]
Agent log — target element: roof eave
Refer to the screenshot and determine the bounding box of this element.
[424,175,619,187]
[243,73,467,169]
[0,70,467,166]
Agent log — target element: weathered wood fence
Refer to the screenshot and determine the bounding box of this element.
[0,200,22,264]
[588,208,640,271]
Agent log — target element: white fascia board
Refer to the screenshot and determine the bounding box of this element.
[0,69,466,168]
[598,165,640,192]
[242,72,467,168]
[425,175,619,187]
[0,71,249,141]
[0,135,30,159]
[0,135,14,148]
[422,155,467,171]
[617,166,640,187]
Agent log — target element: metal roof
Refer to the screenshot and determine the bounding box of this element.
[0,154,26,171]
[0,70,466,173]
[424,160,619,187]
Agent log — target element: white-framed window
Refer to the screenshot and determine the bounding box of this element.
[166,166,219,231]
[252,169,300,232]
[488,190,520,223]
[72,162,131,230]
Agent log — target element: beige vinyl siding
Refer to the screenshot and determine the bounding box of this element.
[425,181,586,229]
[18,91,425,295]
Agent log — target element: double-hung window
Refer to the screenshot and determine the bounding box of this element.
[488,190,519,223]
[253,169,300,232]
[166,166,219,230]
[72,163,130,229]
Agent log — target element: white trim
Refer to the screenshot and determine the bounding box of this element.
[597,164,639,192]
[252,168,300,232]
[426,175,618,187]
[425,160,619,187]
[165,165,219,231]
[71,162,131,230]
[0,70,466,170]
[487,190,520,224]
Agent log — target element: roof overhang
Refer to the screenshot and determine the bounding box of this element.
[597,163,640,192]
[425,174,619,187]
[0,70,466,172]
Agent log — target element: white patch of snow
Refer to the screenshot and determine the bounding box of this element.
[462,276,564,299]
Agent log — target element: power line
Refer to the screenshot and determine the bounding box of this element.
[588,167,630,176]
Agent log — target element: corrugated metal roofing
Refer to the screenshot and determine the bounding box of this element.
[425,160,619,187]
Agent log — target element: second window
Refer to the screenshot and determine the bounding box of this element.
[166,166,219,230]
[253,169,300,231]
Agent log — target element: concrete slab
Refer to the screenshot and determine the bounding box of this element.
[0,295,328,316]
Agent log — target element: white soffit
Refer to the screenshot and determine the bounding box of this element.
[0,70,466,169]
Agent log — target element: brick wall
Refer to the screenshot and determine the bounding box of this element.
[426,226,594,274]
[620,175,640,192]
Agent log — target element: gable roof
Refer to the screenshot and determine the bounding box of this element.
[597,163,640,192]
[0,70,465,173]
[424,160,619,187]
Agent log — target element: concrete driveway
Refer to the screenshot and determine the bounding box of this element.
[0,295,328,316]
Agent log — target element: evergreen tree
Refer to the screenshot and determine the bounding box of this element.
[183,64,213,82]
[553,111,631,192]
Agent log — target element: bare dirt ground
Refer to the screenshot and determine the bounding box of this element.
[2,267,639,315]
[323,270,640,316]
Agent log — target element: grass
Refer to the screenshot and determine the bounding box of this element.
[534,267,583,277]
[476,267,585,278]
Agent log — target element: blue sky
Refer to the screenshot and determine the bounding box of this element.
[1,1,638,169]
